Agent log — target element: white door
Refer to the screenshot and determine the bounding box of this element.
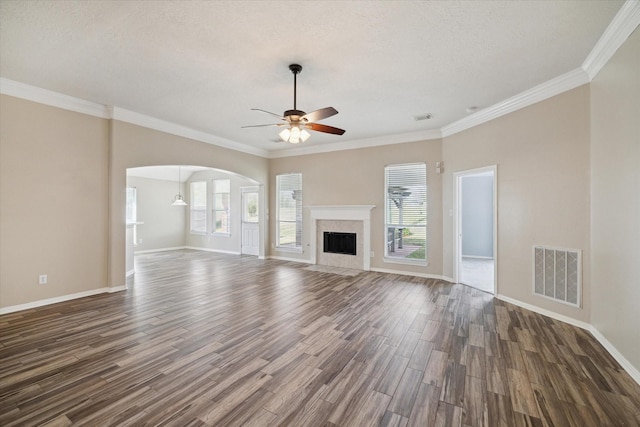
[241,187,260,256]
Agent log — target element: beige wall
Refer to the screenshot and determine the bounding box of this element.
[186,169,257,253]
[127,176,187,251]
[269,139,444,276]
[109,121,269,288]
[590,28,640,370]
[0,95,109,307]
[442,85,592,322]
[0,97,268,309]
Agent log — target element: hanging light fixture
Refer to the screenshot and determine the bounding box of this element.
[172,166,187,206]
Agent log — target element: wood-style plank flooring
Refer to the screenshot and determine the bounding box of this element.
[1,250,639,426]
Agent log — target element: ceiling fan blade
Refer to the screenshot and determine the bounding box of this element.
[241,123,283,128]
[307,122,346,135]
[302,107,338,123]
[251,109,285,120]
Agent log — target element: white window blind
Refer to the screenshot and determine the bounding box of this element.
[276,173,302,250]
[213,179,230,234]
[385,163,427,262]
[190,181,207,233]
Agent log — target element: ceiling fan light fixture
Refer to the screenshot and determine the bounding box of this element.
[279,128,291,142]
[279,125,310,144]
[290,126,301,142]
[245,63,345,144]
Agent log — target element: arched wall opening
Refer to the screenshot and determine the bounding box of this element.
[109,120,269,289]
[125,165,263,277]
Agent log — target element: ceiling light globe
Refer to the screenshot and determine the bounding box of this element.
[290,126,301,140]
[279,128,291,142]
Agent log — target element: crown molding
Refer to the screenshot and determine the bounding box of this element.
[3,2,636,156]
[267,128,442,158]
[0,78,268,158]
[441,1,639,139]
[110,107,268,158]
[441,68,590,138]
[0,77,111,118]
[582,0,640,80]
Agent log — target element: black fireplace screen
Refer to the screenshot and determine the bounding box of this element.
[323,232,357,256]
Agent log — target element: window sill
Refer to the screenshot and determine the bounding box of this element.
[383,256,428,267]
[190,231,207,236]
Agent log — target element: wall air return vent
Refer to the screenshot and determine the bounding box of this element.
[533,246,581,307]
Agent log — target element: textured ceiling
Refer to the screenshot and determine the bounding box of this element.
[0,0,624,154]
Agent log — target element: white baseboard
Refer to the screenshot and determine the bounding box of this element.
[134,246,187,254]
[588,326,640,385]
[185,246,241,256]
[134,246,243,256]
[0,286,125,315]
[496,294,591,330]
[496,293,639,385]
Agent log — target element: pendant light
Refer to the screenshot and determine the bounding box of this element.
[172,166,187,206]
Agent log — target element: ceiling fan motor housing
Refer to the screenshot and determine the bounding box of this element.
[284,109,306,121]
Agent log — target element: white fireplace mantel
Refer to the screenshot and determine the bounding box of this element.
[308,205,375,270]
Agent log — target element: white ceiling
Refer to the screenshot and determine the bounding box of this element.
[0,1,625,155]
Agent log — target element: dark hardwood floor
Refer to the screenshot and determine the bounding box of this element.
[1,249,639,426]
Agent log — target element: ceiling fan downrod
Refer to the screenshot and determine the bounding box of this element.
[289,63,302,114]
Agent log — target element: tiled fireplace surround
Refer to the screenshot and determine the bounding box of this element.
[308,205,375,271]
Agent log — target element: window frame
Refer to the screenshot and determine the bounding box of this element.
[275,173,303,253]
[126,187,139,246]
[189,181,207,235]
[212,178,231,236]
[384,162,428,265]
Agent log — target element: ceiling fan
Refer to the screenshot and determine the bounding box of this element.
[242,64,345,144]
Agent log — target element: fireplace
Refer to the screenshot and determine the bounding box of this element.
[324,232,357,256]
[308,205,375,271]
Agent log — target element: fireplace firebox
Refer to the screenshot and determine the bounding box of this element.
[323,232,357,256]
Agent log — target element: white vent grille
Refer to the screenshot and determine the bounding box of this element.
[533,246,581,307]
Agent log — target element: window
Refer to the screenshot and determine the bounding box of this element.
[126,187,138,245]
[242,189,259,223]
[213,179,230,234]
[385,163,427,262]
[190,181,207,233]
[126,187,137,225]
[276,173,302,250]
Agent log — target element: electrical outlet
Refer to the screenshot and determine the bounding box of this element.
[39,274,48,285]
[370,251,375,258]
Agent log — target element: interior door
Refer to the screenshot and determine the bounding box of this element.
[241,187,260,256]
